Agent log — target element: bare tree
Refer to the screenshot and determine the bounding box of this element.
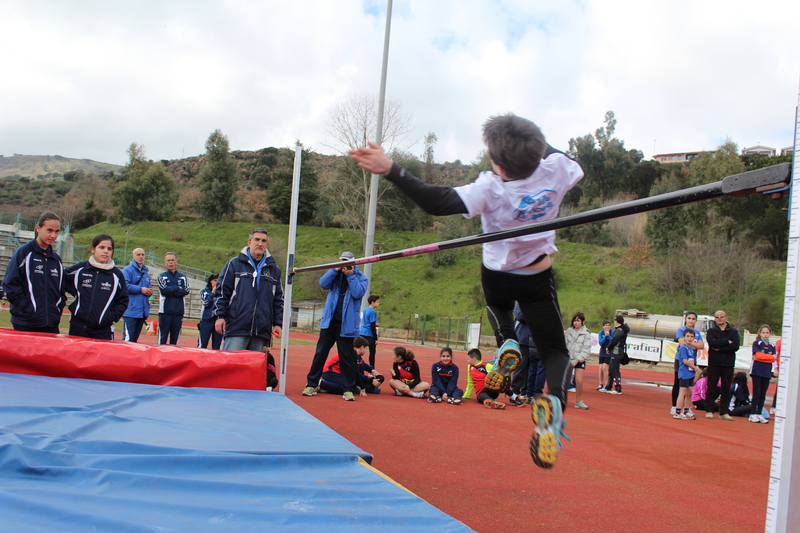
[323,93,415,235]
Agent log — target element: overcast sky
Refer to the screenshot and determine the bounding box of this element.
[1,0,798,167]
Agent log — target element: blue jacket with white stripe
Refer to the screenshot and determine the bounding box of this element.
[65,261,129,330]
[2,239,65,330]
[213,252,284,340]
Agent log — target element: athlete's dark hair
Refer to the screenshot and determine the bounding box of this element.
[205,272,219,289]
[91,233,115,257]
[37,211,61,228]
[615,315,625,325]
[367,294,380,304]
[440,346,453,357]
[393,346,415,362]
[482,113,546,180]
[733,371,749,392]
[353,336,369,349]
[571,312,585,326]
[467,348,482,361]
[683,328,695,338]
[684,311,698,325]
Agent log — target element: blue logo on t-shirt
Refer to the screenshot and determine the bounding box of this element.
[513,190,556,222]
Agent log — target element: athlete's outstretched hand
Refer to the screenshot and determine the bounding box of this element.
[349,142,394,175]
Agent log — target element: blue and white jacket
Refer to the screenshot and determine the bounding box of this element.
[2,239,65,329]
[318,266,368,338]
[200,287,215,321]
[65,261,129,330]
[122,260,151,319]
[158,270,190,315]
[214,251,284,339]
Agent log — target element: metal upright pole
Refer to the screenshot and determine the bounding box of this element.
[278,142,302,395]
[362,0,393,308]
[766,89,800,533]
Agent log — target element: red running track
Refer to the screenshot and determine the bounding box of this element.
[134,331,774,532]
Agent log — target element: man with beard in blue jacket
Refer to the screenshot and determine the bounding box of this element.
[302,251,368,402]
[214,228,284,352]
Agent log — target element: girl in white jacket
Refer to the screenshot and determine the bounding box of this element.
[565,312,592,409]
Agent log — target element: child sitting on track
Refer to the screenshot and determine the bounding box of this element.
[351,113,582,468]
[354,336,384,395]
[429,347,463,404]
[389,346,430,399]
[463,349,505,410]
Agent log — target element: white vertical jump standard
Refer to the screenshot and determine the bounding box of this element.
[278,143,302,395]
[766,89,800,533]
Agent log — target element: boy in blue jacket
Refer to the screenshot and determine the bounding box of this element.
[674,329,699,420]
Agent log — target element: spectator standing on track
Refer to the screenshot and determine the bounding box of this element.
[705,310,740,421]
[670,312,705,417]
[198,273,222,350]
[214,229,284,353]
[3,211,65,333]
[359,294,380,367]
[302,251,368,402]
[603,315,629,395]
[509,303,532,406]
[64,233,128,340]
[750,325,775,424]
[674,329,699,420]
[565,312,591,410]
[597,320,613,391]
[772,337,781,414]
[122,248,152,342]
[157,252,189,345]
[350,114,583,468]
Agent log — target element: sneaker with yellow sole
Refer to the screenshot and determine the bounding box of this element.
[529,394,570,469]
[485,339,521,391]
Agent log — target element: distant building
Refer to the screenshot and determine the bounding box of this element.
[742,145,776,156]
[781,146,794,156]
[652,151,702,164]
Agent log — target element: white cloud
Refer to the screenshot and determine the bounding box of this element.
[0,0,798,166]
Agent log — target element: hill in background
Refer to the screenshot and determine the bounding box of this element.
[0,154,122,181]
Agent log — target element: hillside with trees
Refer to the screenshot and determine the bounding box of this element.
[6,109,791,311]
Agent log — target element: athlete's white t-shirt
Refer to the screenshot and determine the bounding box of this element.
[454,152,584,271]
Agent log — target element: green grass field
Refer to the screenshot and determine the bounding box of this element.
[73,221,787,335]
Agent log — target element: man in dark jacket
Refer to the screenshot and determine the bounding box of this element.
[214,228,284,352]
[157,252,190,345]
[704,310,741,420]
[603,315,630,394]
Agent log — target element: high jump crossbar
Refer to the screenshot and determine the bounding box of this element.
[291,162,791,275]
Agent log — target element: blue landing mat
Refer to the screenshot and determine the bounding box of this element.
[0,373,473,532]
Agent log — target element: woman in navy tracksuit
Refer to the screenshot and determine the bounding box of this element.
[65,234,129,340]
[2,212,66,333]
[198,273,222,350]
